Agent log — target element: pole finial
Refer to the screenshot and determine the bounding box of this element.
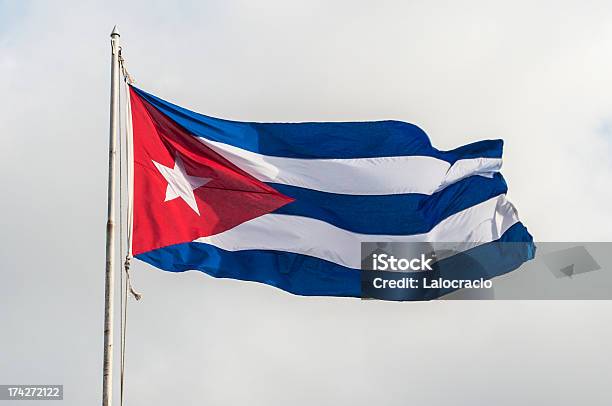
[111,25,120,37]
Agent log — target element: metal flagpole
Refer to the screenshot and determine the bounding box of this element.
[103,25,121,406]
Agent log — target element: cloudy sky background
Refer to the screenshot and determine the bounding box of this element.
[1,0,611,405]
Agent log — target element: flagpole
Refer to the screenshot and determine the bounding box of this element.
[103,25,121,406]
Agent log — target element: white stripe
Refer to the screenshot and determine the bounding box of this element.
[199,138,502,195]
[193,195,519,269]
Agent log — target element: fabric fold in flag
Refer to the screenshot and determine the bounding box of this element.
[129,85,534,300]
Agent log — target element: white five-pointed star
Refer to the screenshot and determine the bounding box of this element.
[152,156,211,215]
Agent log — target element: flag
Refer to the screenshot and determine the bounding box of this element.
[128,86,534,299]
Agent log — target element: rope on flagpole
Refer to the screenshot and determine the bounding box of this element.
[118,45,140,302]
[119,45,140,301]
[118,46,135,85]
[117,62,126,406]
[117,66,127,406]
[117,44,140,406]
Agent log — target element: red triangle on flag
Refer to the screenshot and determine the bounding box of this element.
[129,87,294,255]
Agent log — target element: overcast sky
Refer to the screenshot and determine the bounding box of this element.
[1,0,611,405]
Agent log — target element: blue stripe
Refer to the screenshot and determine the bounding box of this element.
[132,86,503,161]
[268,173,508,235]
[136,223,534,299]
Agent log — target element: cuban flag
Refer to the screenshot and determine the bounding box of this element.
[128,86,534,299]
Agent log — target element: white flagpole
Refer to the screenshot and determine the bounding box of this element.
[103,25,121,406]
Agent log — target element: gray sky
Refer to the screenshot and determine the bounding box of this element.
[0,0,611,405]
